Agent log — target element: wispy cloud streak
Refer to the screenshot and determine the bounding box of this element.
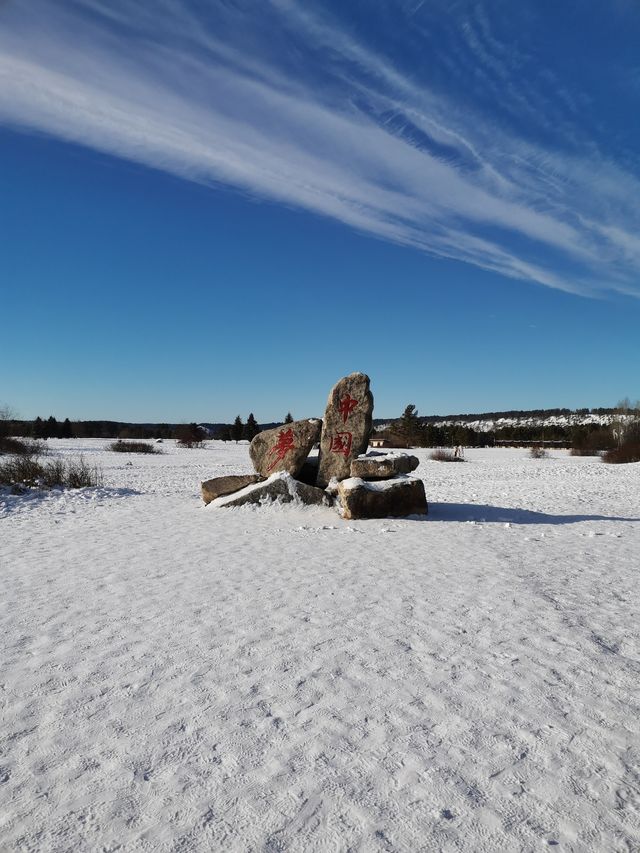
[1,0,639,297]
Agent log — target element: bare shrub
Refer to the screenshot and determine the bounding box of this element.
[0,455,102,490]
[430,448,463,462]
[529,444,548,459]
[41,458,66,488]
[175,423,206,448]
[0,436,45,456]
[571,427,615,456]
[570,447,599,457]
[0,456,44,487]
[602,442,640,464]
[109,440,160,454]
[603,419,640,464]
[66,456,103,488]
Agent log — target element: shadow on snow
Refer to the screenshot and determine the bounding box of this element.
[427,502,640,525]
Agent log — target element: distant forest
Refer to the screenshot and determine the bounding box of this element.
[1,405,627,452]
[372,404,630,452]
[407,406,619,423]
[3,414,281,443]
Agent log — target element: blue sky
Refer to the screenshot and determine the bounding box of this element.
[1,0,639,422]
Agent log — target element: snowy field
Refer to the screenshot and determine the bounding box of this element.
[1,439,639,852]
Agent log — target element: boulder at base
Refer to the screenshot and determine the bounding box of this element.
[317,373,374,487]
[201,474,262,505]
[351,451,419,480]
[250,419,322,478]
[212,471,331,508]
[337,474,427,519]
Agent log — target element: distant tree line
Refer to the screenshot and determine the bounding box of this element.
[6,401,634,456]
[419,406,621,423]
[378,403,638,451]
[29,416,75,439]
[214,413,292,442]
[6,417,176,440]
[3,411,297,443]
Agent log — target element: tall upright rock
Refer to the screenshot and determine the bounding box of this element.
[317,372,373,487]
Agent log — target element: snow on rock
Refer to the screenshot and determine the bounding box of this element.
[351,451,419,479]
[211,470,329,508]
[356,450,413,461]
[1,439,640,850]
[339,472,418,491]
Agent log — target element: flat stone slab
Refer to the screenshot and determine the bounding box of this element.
[201,474,262,505]
[211,471,331,508]
[337,474,427,519]
[250,419,322,478]
[351,451,419,480]
[317,373,374,487]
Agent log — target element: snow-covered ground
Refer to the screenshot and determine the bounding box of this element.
[1,439,639,852]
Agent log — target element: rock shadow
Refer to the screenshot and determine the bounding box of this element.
[426,502,640,525]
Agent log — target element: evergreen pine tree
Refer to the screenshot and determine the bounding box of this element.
[61,418,73,438]
[399,405,419,443]
[175,423,205,447]
[231,416,243,443]
[0,404,13,439]
[284,412,294,424]
[244,413,260,441]
[45,415,58,439]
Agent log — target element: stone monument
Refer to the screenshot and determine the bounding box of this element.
[200,373,428,518]
[316,372,373,487]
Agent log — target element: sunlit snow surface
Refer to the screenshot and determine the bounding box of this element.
[1,440,639,851]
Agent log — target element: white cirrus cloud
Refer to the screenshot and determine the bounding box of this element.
[1,0,639,298]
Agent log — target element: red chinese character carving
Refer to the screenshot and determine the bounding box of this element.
[267,428,295,471]
[329,431,353,457]
[338,393,359,424]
